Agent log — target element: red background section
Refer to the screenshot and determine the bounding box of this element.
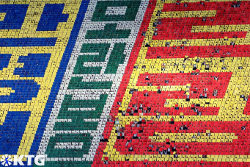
[93,0,250,166]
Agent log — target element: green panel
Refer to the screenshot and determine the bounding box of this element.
[68,77,112,89]
[55,121,98,131]
[92,1,141,21]
[105,43,126,74]
[46,133,93,158]
[54,94,108,130]
[74,43,110,74]
[42,161,92,167]
[85,24,130,39]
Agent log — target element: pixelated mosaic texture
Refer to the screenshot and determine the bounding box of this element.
[0,0,249,166]
[93,0,250,166]
[0,0,89,160]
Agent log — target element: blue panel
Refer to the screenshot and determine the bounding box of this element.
[0,111,30,154]
[0,4,28,29]
[0,54,11,70]
[0,38,57,47]
[37,4,69,31]
[14,53,51,77]
[0,80,40,103]
[30,0,90,154]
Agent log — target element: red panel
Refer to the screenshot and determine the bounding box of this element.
[146,45,250,59]
[155,1,250,40]
[93,0,250,166]
[114,121,249,155]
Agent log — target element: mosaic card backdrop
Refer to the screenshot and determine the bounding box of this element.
[0,0,89,166]
[0,0,249,166]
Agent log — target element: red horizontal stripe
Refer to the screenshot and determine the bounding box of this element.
[146,45,250,59]
[114,121,249,155]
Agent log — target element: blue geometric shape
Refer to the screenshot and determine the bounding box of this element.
[0,54,11,70]
[0,80,40,103]
[29,0,90,155]
[0,111,30,154]
[37,4,69,31]
[14,53,51,77]
[0,38,57,47]
[0,4,28,29]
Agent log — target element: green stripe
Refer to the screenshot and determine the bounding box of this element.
[68,77,112,89]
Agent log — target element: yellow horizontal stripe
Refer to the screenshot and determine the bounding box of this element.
[0,13,5,21]
[149,132,238,143]
[164,0,247,3]
[161,10,216,18]
[136,85,188,92]
[164,98,223,108]
[151,37,249,47]
[191,24,249,33]
[0,87,15,96]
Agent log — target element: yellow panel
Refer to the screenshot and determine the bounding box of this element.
[0,0,82,156]
[161,10,217,18]
[149,132,238,143]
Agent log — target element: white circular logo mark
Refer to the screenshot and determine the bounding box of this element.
[1,155,13,166]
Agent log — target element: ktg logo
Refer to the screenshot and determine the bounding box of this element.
[0,155,46,166]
